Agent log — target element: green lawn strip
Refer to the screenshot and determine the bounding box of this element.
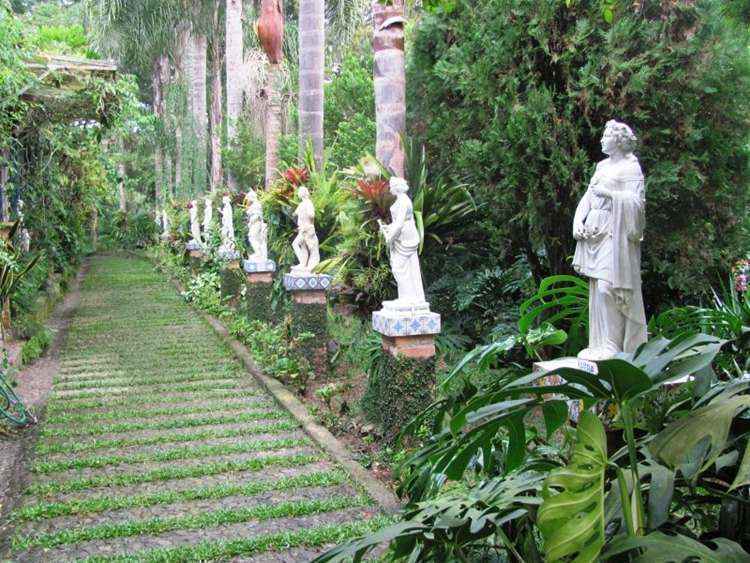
[38,410,287,439]
[16,470,348,521]
[81,516,390,563]
[35,421,300,456]
[48,381,247,401]
[13,495,371,551]
[52,372,243,392]
[27,453,323,496]
[32,437,309,474]
[45,400,263,426]
[53,365,238,385]
[45,389,263,415]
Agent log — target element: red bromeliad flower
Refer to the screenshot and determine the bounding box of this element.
[353,179,394,221]
[282,167,309,187]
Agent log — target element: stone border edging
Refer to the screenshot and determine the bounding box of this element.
[162,268,401,513]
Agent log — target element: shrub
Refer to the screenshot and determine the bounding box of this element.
[408,0,750,311]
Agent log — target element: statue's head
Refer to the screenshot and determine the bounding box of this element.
[389,177,409,196]
[246,190,258,202]
[222,194,231,205]
[298,186,310,200]
[602,120,637,156]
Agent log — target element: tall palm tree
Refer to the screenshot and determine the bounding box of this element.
[372,0,406,177]
[225,0,243,191]
[298,0,324,168]
[256,0,284,189]
[209,1,223,193]
[189,25,209,196]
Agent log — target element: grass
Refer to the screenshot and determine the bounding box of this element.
[32,437,310,473]
[39,410,290,438]
[27,453,323,496]
[13,495,371,550]
[15,470,348,521]
[81,517,391,562]
[34,421,301,455]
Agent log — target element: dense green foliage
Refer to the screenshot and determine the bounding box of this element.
[408,0,750,310]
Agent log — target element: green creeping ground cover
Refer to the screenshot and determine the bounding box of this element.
[4,255,387,561]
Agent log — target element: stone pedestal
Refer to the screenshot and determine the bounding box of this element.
[220,260,243,308]
[244,259,276,324]
[283,273,332,376]
[186,242,204,274]
[367,302,441,438]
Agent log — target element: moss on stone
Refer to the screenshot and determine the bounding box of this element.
[220,265,243,307]
[245,281,273,324]
[362,350,435,441]
[291,299,328,376]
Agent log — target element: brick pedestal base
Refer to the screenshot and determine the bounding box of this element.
[381,334,436,359]
[188,250,203,274]
[220,261,242,308]
[245,272,274,324]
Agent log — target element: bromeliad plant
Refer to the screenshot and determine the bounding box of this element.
[316,332,750,561]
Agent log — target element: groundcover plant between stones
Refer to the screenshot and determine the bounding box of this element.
[4,256,384,561]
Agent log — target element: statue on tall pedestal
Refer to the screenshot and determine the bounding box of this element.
[245,190,268,262]
[378,177,427,308]
[187,200,202,250]
[218,194,239,260]
[203,196,213,239]
[291,186,320,274]
[573,119,647,361]
[17,199,30,253]
[161,208,171,240]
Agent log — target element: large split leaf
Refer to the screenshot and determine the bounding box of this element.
[538,411,607,562]
[604,532,750,562]
[649,394,750,483]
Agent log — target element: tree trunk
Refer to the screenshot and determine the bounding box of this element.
[226,0,243,191]
[165,153,174,198]
[0,147,9,222]
[190,30,209,196]
[265,63,282,189]
[174,125,183,197]
[298,0,325,169]
[153,57,164,210]
[373,0,406,177]
[209,4,223,193]
[118,161,127,213]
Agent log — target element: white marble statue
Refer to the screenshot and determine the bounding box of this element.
[203,196,213,239]
[245,190,268,262]
[188,200,202,248]
[573,119,647,361]
[161,208,171,240]
[218,194,238,258]
[17,199,30,253]
[291,186,320,274]
[378,177,427,308]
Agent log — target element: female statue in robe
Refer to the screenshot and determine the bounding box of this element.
[203,196,213,237]
[219,194,237,256]
[572,120,647,361]
[188,200,202,247]
[379,177,426,306]
[291,186,320,274]
[245,190,268,262]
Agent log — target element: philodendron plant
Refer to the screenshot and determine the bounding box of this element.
[314,332,750,562]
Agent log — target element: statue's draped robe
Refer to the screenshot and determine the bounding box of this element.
[247,201,267,261]
[388,195,426,304]
[573,155,647,357]
[189,206,202,244]
[220,201,236,252]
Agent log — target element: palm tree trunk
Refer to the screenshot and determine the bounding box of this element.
[209,3,223,193]
[153,57,164,210]
[118,162,127,213]
[174,125,183,197]
[265,63,282,189]
[298,0,325,169]
[226,0,243,191]
[372,0,406,177]
[190,30,209,196]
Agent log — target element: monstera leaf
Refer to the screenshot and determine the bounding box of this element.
[538,411,607,562]
[604,532,750,562]
[649,392,750,488]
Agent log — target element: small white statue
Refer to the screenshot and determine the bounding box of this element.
[245,190,268,262]
[218,194,238,258]
[572,119,647,361]
[161,208,171,240]
[188,200,202,248]
[291,186,320,274]
[17,199,30,253]
[378,177,427,307]
[203,196,213,239]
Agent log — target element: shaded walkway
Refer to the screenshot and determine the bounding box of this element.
[6,255,381,562]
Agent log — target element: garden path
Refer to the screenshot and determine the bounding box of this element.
[5,255,382,562]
